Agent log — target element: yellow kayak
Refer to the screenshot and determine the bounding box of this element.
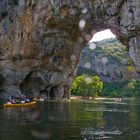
[4,101,37,108]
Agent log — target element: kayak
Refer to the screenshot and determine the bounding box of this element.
[4,101,37,108]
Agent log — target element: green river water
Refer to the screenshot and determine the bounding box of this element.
[0,99,140,140]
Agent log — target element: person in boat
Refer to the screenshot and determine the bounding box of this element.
[24,96,30,103]
[9,96,19,104]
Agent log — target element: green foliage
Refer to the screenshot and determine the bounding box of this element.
[93,39,137,74]
[102,79,140,97]
[93,38,128,63]
[70,75,103,97]
[127,66,135,72]
[127,82,135,89]
[71,73,140,98]
[126,59,135,72]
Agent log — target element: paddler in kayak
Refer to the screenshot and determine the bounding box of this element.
[9,96,19,104]
[24,96,30,103]
[7,96,30,104]
[4,96,36,107]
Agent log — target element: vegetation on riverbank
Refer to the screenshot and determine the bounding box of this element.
[71,38,140,98]
[70,75,103,97]
[101,79,140,97]
[70,75,140,98]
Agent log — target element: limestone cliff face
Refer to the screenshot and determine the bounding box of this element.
[0,0,140,98]
[78,38,140,82]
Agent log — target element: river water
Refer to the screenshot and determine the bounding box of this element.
[0,99,140,140]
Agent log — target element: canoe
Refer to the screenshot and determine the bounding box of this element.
[4,101,37,108]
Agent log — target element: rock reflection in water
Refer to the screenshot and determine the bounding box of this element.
[30,129,51,140]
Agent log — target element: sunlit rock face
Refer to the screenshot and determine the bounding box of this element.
[79,38,140,82]
[0,0,140,98]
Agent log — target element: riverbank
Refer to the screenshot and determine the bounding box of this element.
[70,96,135,101]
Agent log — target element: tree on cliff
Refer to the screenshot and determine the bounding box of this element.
[70,75,103,97]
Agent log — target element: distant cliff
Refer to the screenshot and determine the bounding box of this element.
[78,38,140,82]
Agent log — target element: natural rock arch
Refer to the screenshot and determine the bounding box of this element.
[0,0,140,98]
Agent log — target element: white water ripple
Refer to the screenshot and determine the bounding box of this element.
[81,128,123,140]
[85,108,129,113]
